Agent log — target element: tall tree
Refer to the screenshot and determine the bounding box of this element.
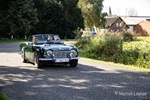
[0,0,84,38]
[0,0,38,38]
[0,0,14,38]
[33,0,84,38]
[78,0,107,28]
[60,0,84,38]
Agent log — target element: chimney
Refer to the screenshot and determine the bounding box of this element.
[109,6,112,16]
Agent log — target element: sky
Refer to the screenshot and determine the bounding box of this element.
[102,0,150,16]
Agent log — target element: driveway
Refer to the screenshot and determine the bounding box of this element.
[0,42,150,100]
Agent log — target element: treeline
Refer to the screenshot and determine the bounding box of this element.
[0,0,84,39]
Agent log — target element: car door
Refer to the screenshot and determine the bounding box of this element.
[24,42,34,61]
[24,36,35,62]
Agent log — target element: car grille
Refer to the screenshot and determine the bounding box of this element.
[53,51,70,58]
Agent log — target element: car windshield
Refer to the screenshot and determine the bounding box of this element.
[33,34,62,44]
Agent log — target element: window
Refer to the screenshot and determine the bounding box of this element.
[120,23,122,27]
[116,23,119,27]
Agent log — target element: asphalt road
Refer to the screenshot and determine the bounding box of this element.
[0,42,150,100]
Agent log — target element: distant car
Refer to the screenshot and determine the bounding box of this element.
[81,31,96,37]
[20,34,79,68]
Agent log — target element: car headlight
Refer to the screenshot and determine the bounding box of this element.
[70,50,78,57]
[47,50,53,56]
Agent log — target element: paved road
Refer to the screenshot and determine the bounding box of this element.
[0,42,150,100]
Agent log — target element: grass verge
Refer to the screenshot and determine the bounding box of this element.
[80,57,150,73]
[0,39,27,43]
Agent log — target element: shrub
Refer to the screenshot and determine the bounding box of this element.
[122,49,139,65]
[122,31,137,41]
[76,31,150,69]
[75,32,122,62]
[0,93,9,100]
[75,37,91,49]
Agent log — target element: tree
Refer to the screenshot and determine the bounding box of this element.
[0,0,38,38]
[0,0,14,38]
[33,0,84,38]
[78,0,107,28]
[60,0,84,38]
[0,0,84,38]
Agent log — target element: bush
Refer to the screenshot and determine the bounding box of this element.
[75,37,91,49]
[122,49,139,65]
[75,32,122,62]
[0,93,9,100]
[122,31,137,41]
[76,31,150,69]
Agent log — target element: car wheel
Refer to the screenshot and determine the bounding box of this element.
[34,53,43,68]
[22,49,27,63]
[69,60,78,67]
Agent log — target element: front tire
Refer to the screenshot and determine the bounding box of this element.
[34,53,43,68]
[70,60,78,67]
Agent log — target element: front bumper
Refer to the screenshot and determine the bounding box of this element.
[39,57,79,61]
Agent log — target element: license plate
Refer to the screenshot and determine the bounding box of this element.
[55,58,69,62]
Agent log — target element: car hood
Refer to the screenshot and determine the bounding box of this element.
[40,44,74,51]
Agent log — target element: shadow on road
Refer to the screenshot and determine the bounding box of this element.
[0,63,150,100]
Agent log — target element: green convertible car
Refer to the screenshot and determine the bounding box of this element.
[20,34,79,68]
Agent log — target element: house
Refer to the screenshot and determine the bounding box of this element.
[104,6,150,36]
[105,16,129,32]
[134,19,150,36]
[121,16,150,36]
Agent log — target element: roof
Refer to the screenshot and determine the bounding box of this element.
[105,16,120,27]
[147,19,150,22]
[121,17,148,25]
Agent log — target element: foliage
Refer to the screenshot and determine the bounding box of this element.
[78,0,107,28]
[0,93,9,100]
[75,32,122,62]
[122,31,137,41]
[0,0,84,39]
[75,37,91,49]
[123,37,150,68]
[75,31,150,69]
[0,0,38,38]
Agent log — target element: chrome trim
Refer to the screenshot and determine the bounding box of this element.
[39,57,79,61]
[39,58,53,61]
[70,57,79,60]
[53,51,70,58]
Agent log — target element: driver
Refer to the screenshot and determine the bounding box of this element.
[48,35,53,41]
[46,35,53,43]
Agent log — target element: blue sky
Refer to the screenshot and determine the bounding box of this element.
[102,0,150,16]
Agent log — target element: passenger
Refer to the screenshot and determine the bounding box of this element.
[33,37,38,44]
[47,35,53,41]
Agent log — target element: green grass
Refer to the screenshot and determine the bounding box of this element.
[64,41,77,45]
[123,36,150,51]
[0,93,9,100]
[80,57,150,73]
[0,38,27,43]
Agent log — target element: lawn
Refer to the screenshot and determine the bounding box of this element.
[0,38,27,43]
[123,36,150,51]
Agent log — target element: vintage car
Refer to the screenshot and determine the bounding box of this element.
[20,34,79,68]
